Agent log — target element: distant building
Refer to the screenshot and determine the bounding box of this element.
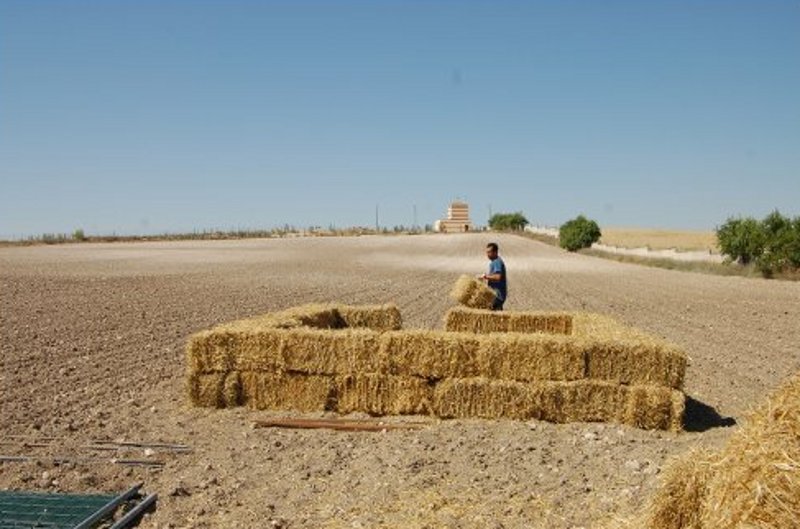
[434,200,473,233]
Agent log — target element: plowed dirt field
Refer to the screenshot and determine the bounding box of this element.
[2,233,798,528]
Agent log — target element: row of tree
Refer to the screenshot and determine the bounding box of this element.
[716,210,800,276]
[489,209,800,277]
[488,211,601,251]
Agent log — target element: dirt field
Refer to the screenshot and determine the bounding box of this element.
[1,233,798,529]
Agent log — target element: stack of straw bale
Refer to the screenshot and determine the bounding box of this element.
[606,371,800,528]
[450,275,497,309]
[187,302,688,431]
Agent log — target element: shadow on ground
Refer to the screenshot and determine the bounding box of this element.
[683,396,737,432]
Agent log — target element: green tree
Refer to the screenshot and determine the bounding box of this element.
[716,217,765,265]
[754,210,800,275]
[488,212,529,231]
[559,215,601,251]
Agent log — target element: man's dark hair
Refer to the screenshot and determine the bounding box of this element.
[487,242,499,252]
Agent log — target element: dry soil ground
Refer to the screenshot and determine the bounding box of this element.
[1,233,798,529]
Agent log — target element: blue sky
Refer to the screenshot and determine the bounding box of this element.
[1,1,798,238]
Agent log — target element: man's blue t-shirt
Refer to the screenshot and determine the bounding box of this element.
[488,257,507,301]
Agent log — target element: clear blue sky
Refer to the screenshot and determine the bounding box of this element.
[1,1,798,238]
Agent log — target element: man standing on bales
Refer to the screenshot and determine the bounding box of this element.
[480,242,507,311]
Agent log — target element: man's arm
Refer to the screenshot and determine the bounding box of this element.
[482,260,503,282]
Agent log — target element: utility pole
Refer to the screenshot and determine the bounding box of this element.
[375,204,379,232]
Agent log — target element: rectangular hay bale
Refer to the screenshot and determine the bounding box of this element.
[187,372,242,408]
[281,328,385,375]
[530,380,627,424]
[450,275,497,310]
[444,306,573,335]
[475,333,585,382]
[334,374,432,416]
[622,385,685,431]
[381,330,482,379]
[432,378,683,430]
[584,340,687,389]
[239,372,333,412]
[432,378,535,420]
[336,304,403,331]
[186,330,237,373]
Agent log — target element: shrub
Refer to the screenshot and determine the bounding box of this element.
[72,228,86,241]
[488,212,529,231]
[559,215,601,252]
[715,217,765,265]
[756,211,800,276]
[717,210,800,276]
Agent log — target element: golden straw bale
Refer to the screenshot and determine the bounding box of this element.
[450,275,497,309]
[476,334,585,382]
[187,328,284,373]
[571,312,653,341]
[698,372,800,528]
[639,448,717,529]
[433,378,535,420]
[215,304,342,332]
[509,313,572,334]
[433,378,680,429]
[585,340,687,389]
[443,306,573,335]
[281,328,385,375]
[381,330,482,379]
[334,374,432,416]
[239,372,333,412]
[186,330,238,373]
[229,330,286,371]
[222,371,242,407]
[622,385,685,431]
[531,380,628,424]
[336,304,403,331]
[187,372,225,407]
[614,372,800,528]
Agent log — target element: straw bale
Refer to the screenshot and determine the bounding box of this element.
[229,330,286,371]
[571,312,653,341]
[639,448,717,529]
[622,385,685,431]
[380,330,482,379]
[697,371,800,528]
[585,340,687,389]
[476,333,585,382]
[214,304,343,332]
[336,304,402,331]
[433,378,536,420]
[187,372,225,407]
[186,330,238,373]
[433,378,681,429]
[186,372,241,408]
[444,306,573,335]
[334,374,432,415]
[625,373,800,528]
[239,372,333,412]
[282,328,384,375]
[187,328,284,373]
[532,380,629,424]
[450,274,497,309]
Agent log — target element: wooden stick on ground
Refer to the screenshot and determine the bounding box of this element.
[252,417,427,432]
